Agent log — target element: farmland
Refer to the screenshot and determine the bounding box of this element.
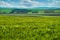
[0,15,60,40]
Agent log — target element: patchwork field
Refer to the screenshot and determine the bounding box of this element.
[0,15,60,40]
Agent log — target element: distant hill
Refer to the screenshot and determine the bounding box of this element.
[35,7,60,10]
[0,7,60,13]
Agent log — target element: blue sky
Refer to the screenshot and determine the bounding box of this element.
[0,0,60,8]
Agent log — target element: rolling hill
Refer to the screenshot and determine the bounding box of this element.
[0,7,60,14]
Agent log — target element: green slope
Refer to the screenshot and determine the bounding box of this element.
[0,8,13,13]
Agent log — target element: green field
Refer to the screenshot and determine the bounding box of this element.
[0,15,60,40]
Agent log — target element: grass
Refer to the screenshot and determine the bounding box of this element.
[0,15,60,40]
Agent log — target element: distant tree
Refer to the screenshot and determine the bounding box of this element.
[32,11,38,13]
[0,12,6,14]
[10,9,32,14]
[44,10,55,13]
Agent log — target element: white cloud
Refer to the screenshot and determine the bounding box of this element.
[0,0,60,8]
[0,1,11,6]
[19,0,45,8]
[19,0,60,8]
[0,1,15,8]
[0,0,45,8]
[47,0,60,8]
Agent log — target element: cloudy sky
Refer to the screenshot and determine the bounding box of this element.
[0,0,60,8]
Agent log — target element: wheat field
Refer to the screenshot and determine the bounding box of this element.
[0,15,60,40]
